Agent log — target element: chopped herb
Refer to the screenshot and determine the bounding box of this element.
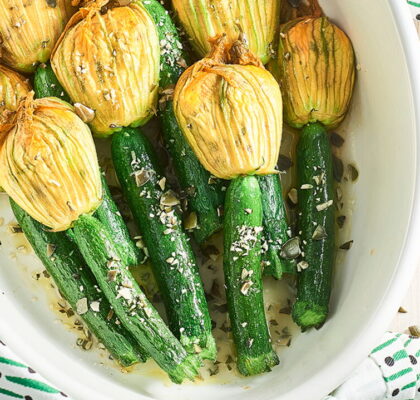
[347,164,359,181]
[339,240,354,250]
[76,298,88,315]
[300,184,313,190]
[280,237,301,259]
[8,224,22,234]
[184,212,198,230]
[288,188,298,206]
[46,243,56,258]
[240,280,253,295]
[297,261,309,272]
[409,325,420,337]
[160,190,180,206]
[278,154,293,171]
[337,215,346,228]
[312,225,327,240]
[330,132,345,147]
[279,305,292,315]
[316,200,333,212]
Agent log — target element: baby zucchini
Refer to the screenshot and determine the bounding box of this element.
[11,200,146,367]
[72,214,201,383]
[224,176,279,375]
[292,123,335,329]
[112,127,216,360]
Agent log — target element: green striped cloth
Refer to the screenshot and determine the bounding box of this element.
[0,333,419,399]
[408,0,420,34]
[0,340,69,400]
[326,332,420,400]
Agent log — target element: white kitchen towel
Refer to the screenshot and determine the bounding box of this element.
[327,333,420,400]
[0,340,69,400]
[407,1,420,34]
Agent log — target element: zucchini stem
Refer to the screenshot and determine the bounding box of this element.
[224,176,279,376]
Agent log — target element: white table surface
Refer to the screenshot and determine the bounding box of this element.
[390,265,420,332]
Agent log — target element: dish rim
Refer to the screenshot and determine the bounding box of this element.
[0,1,419,399]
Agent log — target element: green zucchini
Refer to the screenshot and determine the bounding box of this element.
[142,0,224,244]
[224,176,279,376]
[94,173,144,266]
[72,214,201,383]
[111,127,216,360]
[292,123,335,329]
[258,174,296,278]
[10,199,146,367]
[33,62,70,102]
[33,63,143,267]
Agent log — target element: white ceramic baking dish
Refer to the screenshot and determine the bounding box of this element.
[0,1,419,399]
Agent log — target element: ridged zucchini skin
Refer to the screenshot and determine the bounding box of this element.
[94,173,144,266]
[292,123,335,329]
[10,200,146,367]
[111,128,216,360]
[33,63,142,267]
[224,176,279,376]
[258,174,296,278]
[72,214,201,383]
[142,0,224,244]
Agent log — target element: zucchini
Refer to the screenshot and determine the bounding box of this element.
[111,127,216,360]
[292,123,335,329]
[33,62,70,102]
[258,174,296,278]
[224,176,279,376]
[72,214,201,383]
[142,0,224,244]
[95,173,144,266]
[33,63,143,267]
[10,199,146,367]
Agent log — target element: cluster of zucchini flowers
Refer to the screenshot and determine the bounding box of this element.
[172,0,356,372]
[0,0,356,381]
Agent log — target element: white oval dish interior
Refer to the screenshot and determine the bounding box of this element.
[0,1,419,400]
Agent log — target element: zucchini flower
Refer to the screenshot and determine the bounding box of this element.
[51,0,160,137]
[0,93,102,231]
[271,17,355,129]
[171,0,281,64]
[0,64,31,117]
[0,0,75,73]
[174,35,283,180]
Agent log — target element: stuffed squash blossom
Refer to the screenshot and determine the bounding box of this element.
[0,64,31,117]
[0,93,102,231]
[174,36,281,376]
[0,0,75,73]
[272,17,355,129]
[270,16,356,330]
[171,0,281,64]
[174,36,282,180]
[51,0,160,137]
